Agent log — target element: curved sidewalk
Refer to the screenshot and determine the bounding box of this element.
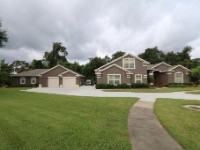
[128,100,183,150]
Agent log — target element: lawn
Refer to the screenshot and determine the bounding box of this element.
[104,87,200,93]
[154,99,200,150]
[0,88,138,150]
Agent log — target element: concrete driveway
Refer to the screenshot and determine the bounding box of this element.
[24,86,200,101]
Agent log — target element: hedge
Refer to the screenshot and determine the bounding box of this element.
[96,83,148,89]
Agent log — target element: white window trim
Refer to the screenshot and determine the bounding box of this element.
[31,77,37,84]
[174,72,183,83]
[135,74,143,83]
[107,74,121,85]
[20,77,26,84]
[123,58,135,69]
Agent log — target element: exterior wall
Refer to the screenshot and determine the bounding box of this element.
[97,54,148,84]
[76,77,85,85]
[97,66,130,84]
[11,77,39,87]
[154,72,168,85]
[62,71,76,77]
[168,67,190,83]
[40,66,66,87]
[154,64,170,72]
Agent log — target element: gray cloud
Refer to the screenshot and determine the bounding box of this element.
[0,0,200,64]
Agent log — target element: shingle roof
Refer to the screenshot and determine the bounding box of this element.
[147,64,156,70]
[11,69,49,77]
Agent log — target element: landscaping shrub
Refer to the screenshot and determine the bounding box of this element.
[131,83,149,88]
[96,84,115,89]
[116,84,130,89]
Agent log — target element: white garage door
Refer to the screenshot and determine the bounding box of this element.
[48,77,59,88]
[62,77,77,87]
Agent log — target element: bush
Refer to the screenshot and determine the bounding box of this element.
[96,84,115,89]
[116,84,130,89]
[131,83,149,88]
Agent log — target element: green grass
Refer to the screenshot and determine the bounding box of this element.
[104,87,200,93]
[154,99,200,150]
[0,88,138,150]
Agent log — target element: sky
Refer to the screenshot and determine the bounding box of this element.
[0,0,200,64]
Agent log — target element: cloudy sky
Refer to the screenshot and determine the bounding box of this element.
[0,0,200,64]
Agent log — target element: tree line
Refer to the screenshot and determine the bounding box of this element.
[0,20,200,86]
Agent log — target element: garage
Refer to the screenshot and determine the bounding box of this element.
[48,77,59,88]
[62,77,77,87]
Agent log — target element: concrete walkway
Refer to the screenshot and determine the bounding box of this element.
[128,101,183,150]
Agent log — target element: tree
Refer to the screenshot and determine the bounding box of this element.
[0,59,11,86]
[138,47,165,64]
[10,60,29,74]
[29,59,46,70]
[82,57,107,82]
[65,61,83,74]
[44,42,68,68]
[111,51,125,60]
[0,21,8,47]
[191,66,200,82]
[164,51,178,65]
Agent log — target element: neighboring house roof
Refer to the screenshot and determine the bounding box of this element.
[168,65,191,72]
[95,53,150,71]
[11,69,48,77]
[11,65,85,77]
[39,64,85,77]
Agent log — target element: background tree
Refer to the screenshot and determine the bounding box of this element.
[191,66,200,83]
[65,61,83,74]
[0,21,8,47]
[82,57,107,82]
[29,59,46,70]
[138,47,165,64]
[44,42,68,68]
[111,51,125,60]
[0,59,11,86]
[164,51,178,65]
[10,60,29,74]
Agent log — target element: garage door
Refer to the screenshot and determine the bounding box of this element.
[48,77,59,88]
[62,77,77,87]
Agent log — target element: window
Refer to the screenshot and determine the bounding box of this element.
[20,77,26,84]
[175,72,183,83]
[108,74,121,85]
[123,58,135,69]
[31,77,36,84]
[135,74,142,83]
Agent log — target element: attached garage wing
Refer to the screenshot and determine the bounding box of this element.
[62,77,77,87]
[48,77,59,88]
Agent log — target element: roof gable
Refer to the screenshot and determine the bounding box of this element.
[95,53,149,71]
[97,64,132,74]
[168,65,190,72]
[39,64,84,77]
[152,62,171,69]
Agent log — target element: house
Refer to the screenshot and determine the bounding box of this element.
[11,65,85,87]
[95,53,150,85]
[95,53,190,85]
[147,62,190,85]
